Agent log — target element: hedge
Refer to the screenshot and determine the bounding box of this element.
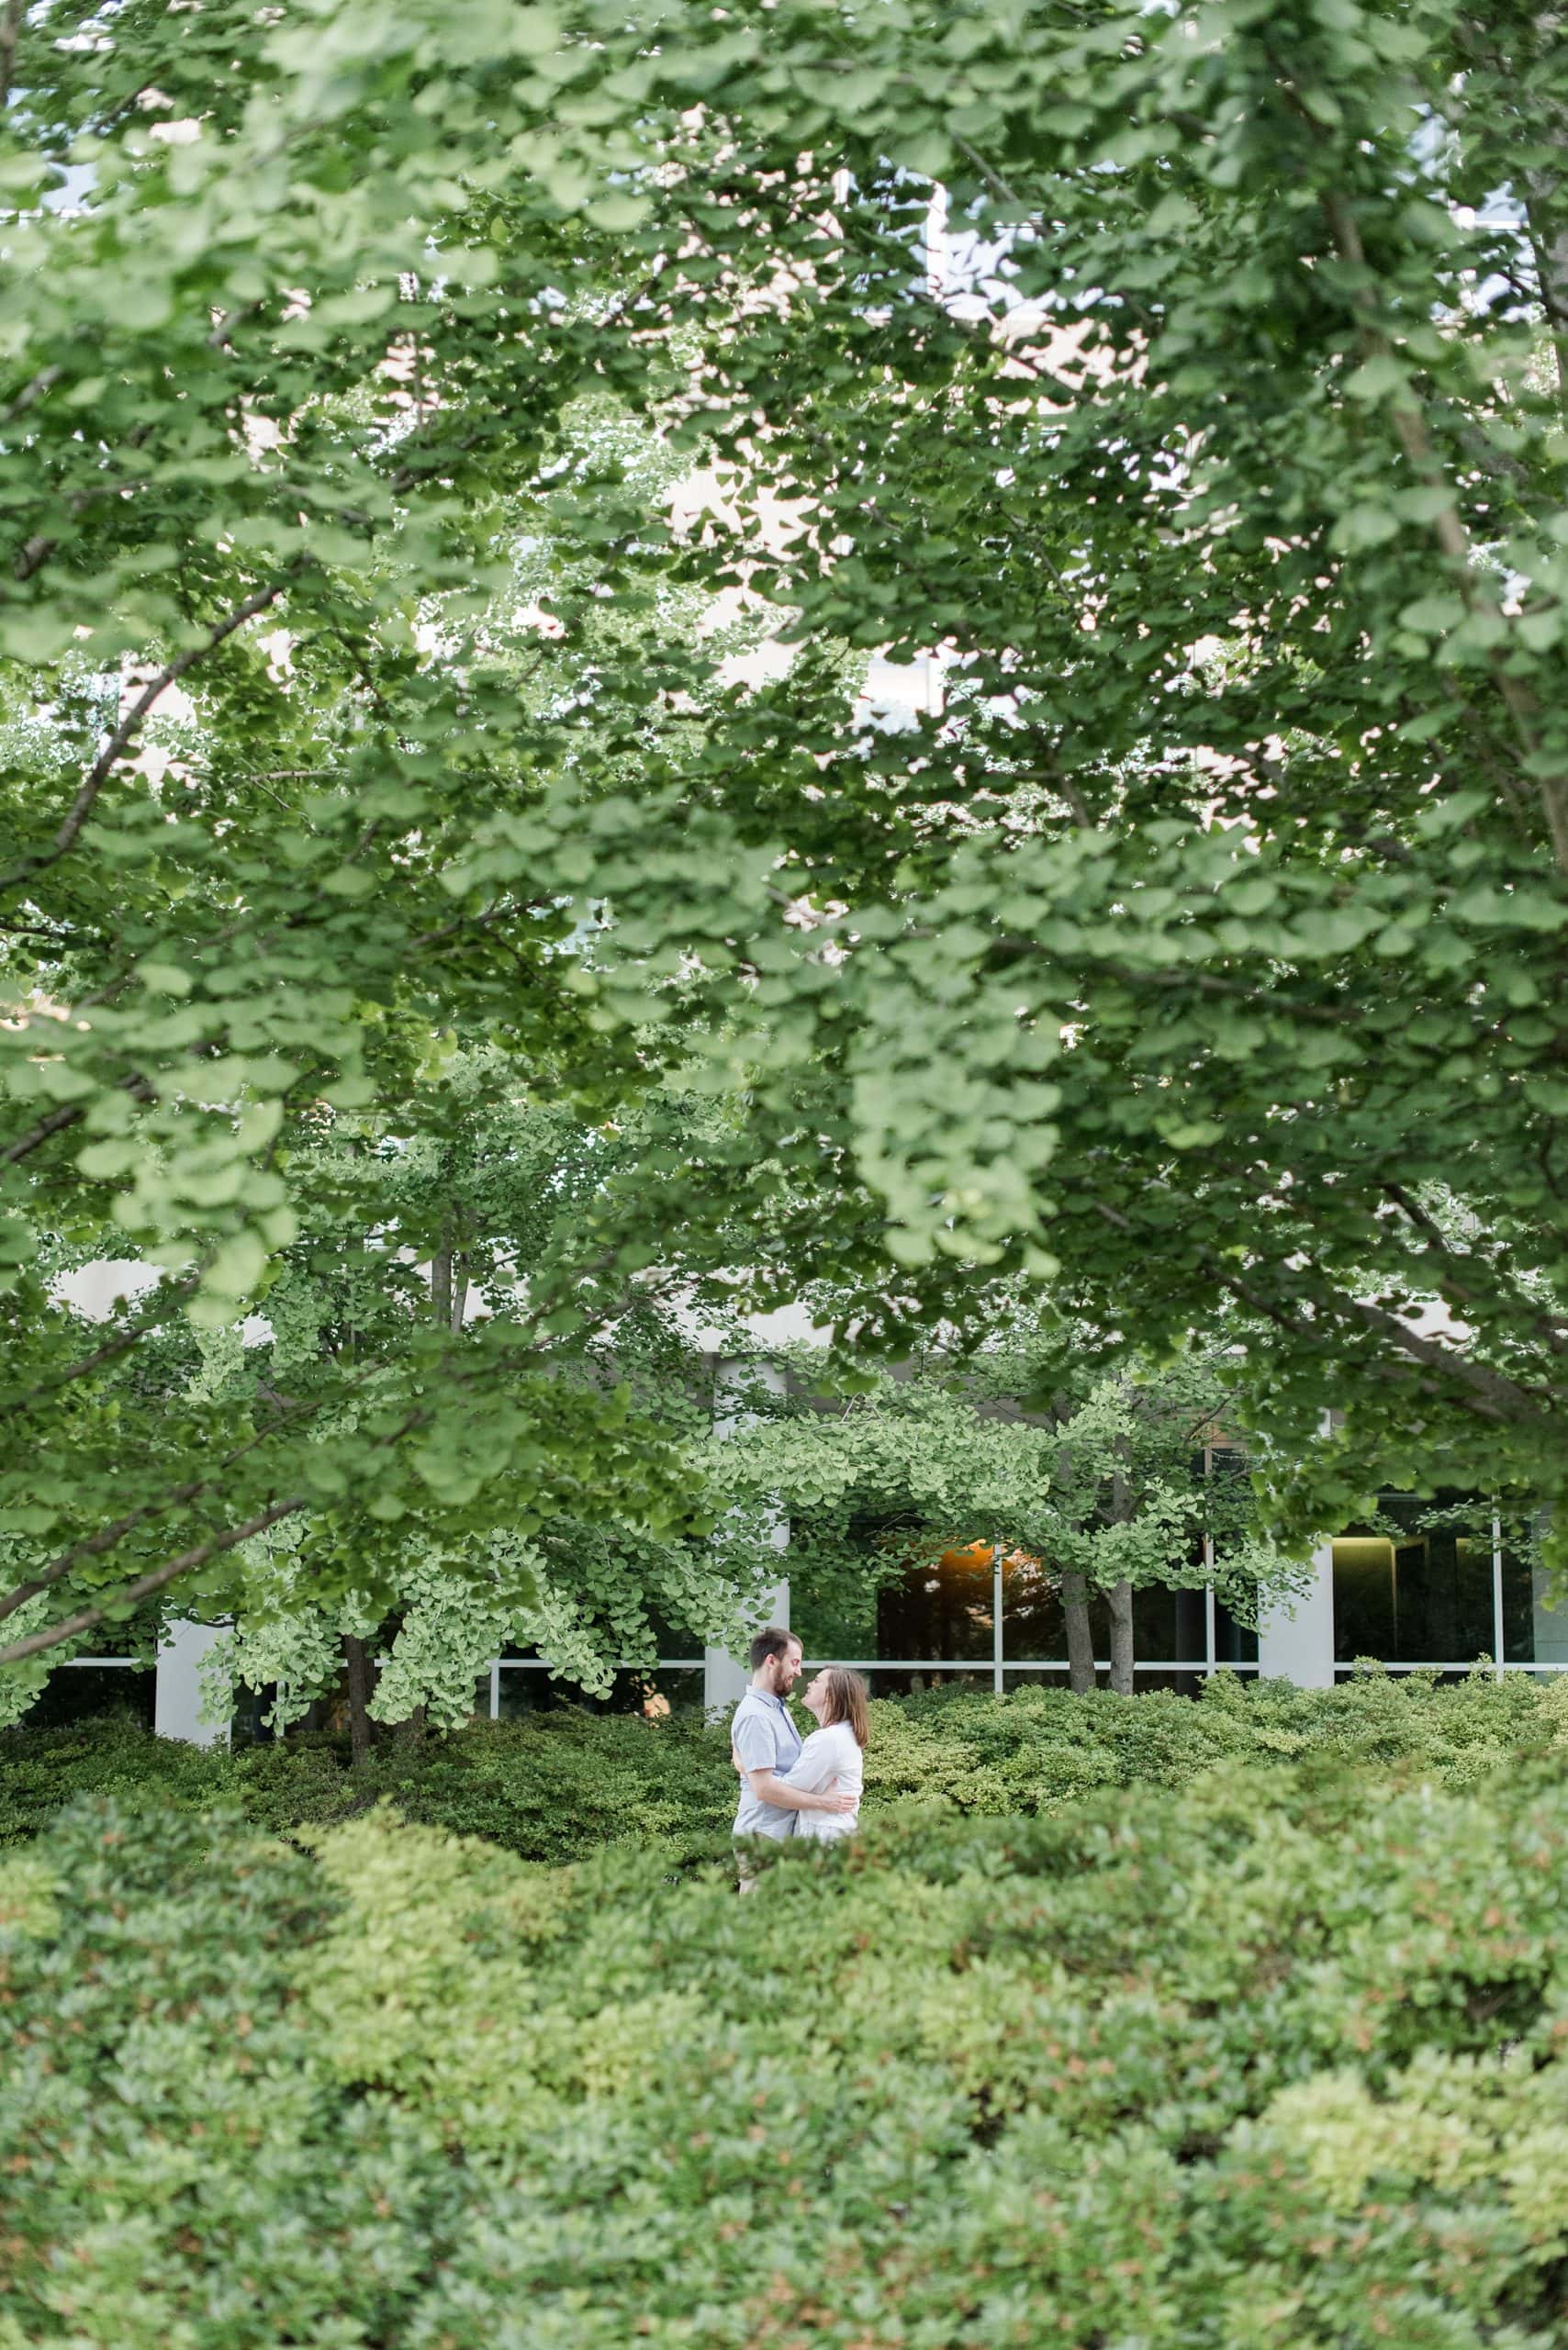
[6,1757,1568,2346]
[6,1669,1568,1863]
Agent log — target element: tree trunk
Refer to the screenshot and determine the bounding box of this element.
[1103,1457,1137,1695]
[430,1248,452,1327]
[343,1633,373,1766]
[1107,1577,1135,1696]
[431,1243,468,1331]
[1061,1570,1096,1694]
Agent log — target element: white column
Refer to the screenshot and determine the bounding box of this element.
[991,1539,1004,1696]
[154,1619,230,1746]
[1256,1542,1337,1686]
[704,1356,789,1712]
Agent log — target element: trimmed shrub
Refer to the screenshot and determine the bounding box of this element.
[7,1761,1568,2344]
[5,1672,1567,1863]
[0,1707,740,1864]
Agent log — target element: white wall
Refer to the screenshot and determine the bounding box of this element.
[154,1620,230,1747]
[1256,1542,1337,1687]
[704,1357,790,1711]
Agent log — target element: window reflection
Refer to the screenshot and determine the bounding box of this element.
[1335,1484,1551,1673]
[790,1502,1264,1680]
[23,1662,155,1730]
[1332,1493,1497,1664]
[1214,1597,1260,1666]
[876,1539,995,1662]
[1002,1548,1070,1661]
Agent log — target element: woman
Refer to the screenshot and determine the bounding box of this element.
[782,1665,868,1840]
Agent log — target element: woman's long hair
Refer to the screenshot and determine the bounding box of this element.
[819,1666,870,1749]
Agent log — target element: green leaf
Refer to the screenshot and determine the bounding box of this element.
[139,962,193,996]
[1330,503,1400,552]
[1343,352,1409,402]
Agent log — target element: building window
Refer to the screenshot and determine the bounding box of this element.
[1332,1493,1564,1678]
[21,1659,154,1729]
[788,1502,1259,1695]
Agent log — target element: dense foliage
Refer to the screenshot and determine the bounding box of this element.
[716,1343,1312,1690]
[6,1671,1566,1863]
[8,1752,1568,2346]
[7,0,1568,1683]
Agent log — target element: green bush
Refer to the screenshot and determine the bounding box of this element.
[0,1707,742,1864]
[5,1672,1567,1863]
[8,1756,1568,2346]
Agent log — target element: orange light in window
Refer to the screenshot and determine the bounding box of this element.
[936,1540,1043,1574]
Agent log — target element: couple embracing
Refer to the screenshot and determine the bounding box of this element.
[730,1627,868,1894]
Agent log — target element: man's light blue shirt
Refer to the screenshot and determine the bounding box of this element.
[731,1684,803,1841]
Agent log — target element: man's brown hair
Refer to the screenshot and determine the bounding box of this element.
[819,1666,870,1749]
[749,1626,797,1672]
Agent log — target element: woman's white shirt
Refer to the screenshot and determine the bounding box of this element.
[786,1719,864,1841]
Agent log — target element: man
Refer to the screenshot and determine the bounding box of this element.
[731,1626,856,1893]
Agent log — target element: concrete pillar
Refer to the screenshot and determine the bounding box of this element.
[704,1356,789,1713]
[154,1619,230,1746]
[1257,1541,1337,1686]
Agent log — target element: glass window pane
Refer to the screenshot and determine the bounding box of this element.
[789,1566,880,1661]
[1131,1584,1207,1660]
[874,1540,995,1662]
[1391,1494,1493,1662]
[1333,1492,1497,1663]
[787,1512,909,1660]
[1005,1574,1215,1665]
[643,1667,705,1715]
[1002,1550,1071,1661]
[1502,1510,1566,1667]
[1212,1599,1259,1665]
[22,1662,154,1730]
[860,1666,993,1699]
[1332,1534,1399,1660]
[1334,1665,1473,1686]
[495,1665,692,1718]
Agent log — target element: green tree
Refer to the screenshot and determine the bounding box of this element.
[713,1340,1309,1693]
[632,0,1568,1559]
[0,0,790,1672]
[4,1047,773,1730]
[7,0,1568,1683]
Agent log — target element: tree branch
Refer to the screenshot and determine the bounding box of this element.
[1092,1188,1553,1427]
[0,1262,630,1666]
[0,1498,310,1668]
[2,1097,86,1168]
[1338,1292,1553,1425]
[1316,185,1568,875]
[0,575,295,901]
[0,1478,215,1626]
[0,1382,337,1624]
[0,1275,203,1416]
[0,364,62,429]
[951,137,1023,209]
[1378,1180,1568,1356]
[0,0,23,113]
[2,1068,155,1168]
